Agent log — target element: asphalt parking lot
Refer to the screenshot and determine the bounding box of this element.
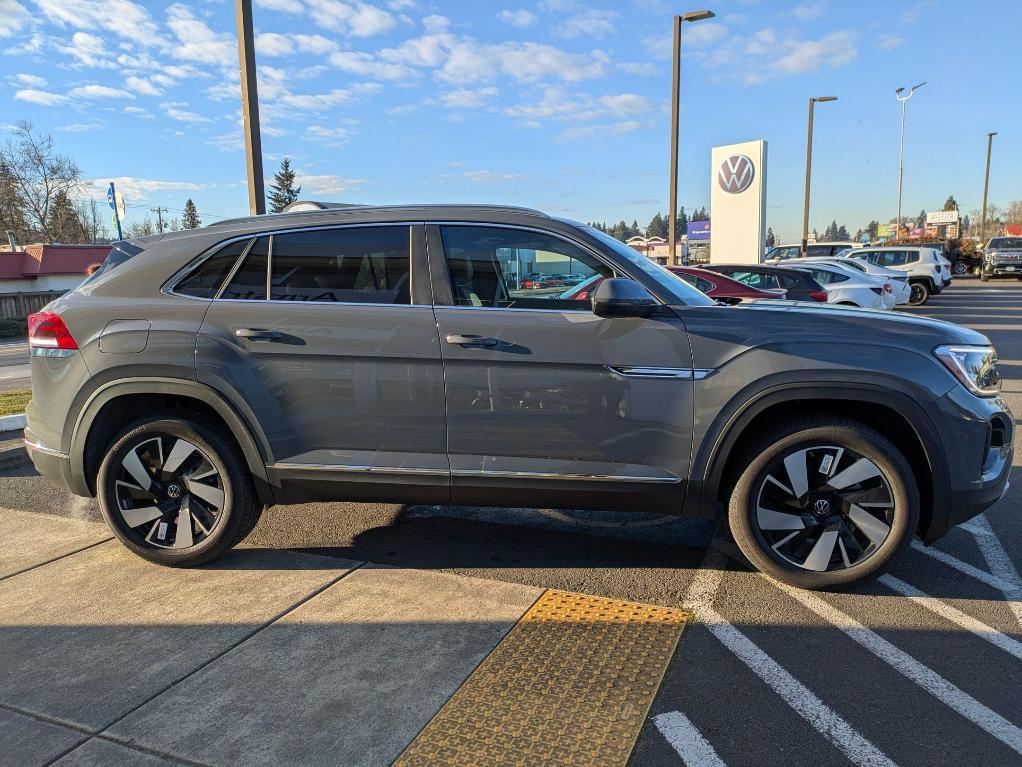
[2,279,1021,766]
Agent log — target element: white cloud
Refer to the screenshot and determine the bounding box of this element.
[14,88,69,106]
[57,121,105,132]
[293,34,338,55]
[441,41,608,84]
[255,32,295,57]
[497,9,536,27]
[87,176,209,200]
[161,102,211,123]
[555,9,618,39]
[875,34,903,50]
[14,73,46,87]
[597,93,652,116]
[166,3,236,67]
[4,32,44,55]
[0,0,31,39]
[277,83,381,110]
[206,132,243,152]
[306,125,353,142]
[305,0,397,37]
[123,105,155,119]
[125,76,163,96]
[63,31,114,68]
[618,62,656,76]
[34,0,162,42]
[70,84,135,99]
[440,86,497,109]
[296,173,365,195]
[330,50,416,80]
[462,170,526,183]
[792,1,826,21]
[256,0,304,11]
[559,120,644,142]
[771,30,856,75]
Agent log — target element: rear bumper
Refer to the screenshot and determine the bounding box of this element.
[24,429,91,497]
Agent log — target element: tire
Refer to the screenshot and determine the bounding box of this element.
[97,414,262,567]
[981,274,990,283]
[908,281,930,305]
[952,260,969,276]
[728,417,919,591]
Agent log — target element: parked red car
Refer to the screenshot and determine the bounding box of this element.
[668,266,785,302]
[559,267,784,303]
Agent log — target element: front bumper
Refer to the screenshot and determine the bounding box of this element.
[984,263,1022,277]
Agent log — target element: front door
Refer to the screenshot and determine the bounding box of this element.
[196,224,448,483]
[428,224,694,511]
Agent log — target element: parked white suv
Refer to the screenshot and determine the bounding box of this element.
[766,241,861,263]
[800,256,911,306]
[789,262,894,309]
[840,246,946,306]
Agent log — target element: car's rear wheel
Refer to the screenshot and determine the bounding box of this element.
[728,417,919,591]
[952,260,969,276]
[908,281,930,305]
[97,416,262,567]
[981,274,991,282]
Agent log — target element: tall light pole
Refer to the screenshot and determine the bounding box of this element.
[236,0,265,215]
[801,96,837,257]
[980,131,997,243]
[668,9,715,266]
[894,81,925,237]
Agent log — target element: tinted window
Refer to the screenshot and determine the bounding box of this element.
[676,272,715,293]
[441,226,612,310]
[176,239,250,298]
[776,273,801,288]
[728,270,776,289]
[270,226,410,304]
[806,245,831,258]
[222,237,268,300]
[801,268,847,285]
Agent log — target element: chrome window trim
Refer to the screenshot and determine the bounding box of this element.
[162,221,421,303]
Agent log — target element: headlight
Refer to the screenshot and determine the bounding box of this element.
[934,344,1001,397]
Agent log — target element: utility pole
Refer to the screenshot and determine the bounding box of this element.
[801,96,837,257]
[150,206,168,235]
[235,0,265,215]
[668,9,714,267]
[980,131,997,244]
[894,81,925,237]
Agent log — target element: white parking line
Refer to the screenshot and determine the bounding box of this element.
[879,574,1022,661]
[653,711,727,767]
[962,515,1022,628]
[774,581,1022,757]
[910,539,1018,592]
[680,546,898,767]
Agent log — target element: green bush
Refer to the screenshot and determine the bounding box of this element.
[0,317,26,338]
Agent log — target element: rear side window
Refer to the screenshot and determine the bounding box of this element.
[270,226,411,304]
[175,239,250,298]
[222,237,269,300]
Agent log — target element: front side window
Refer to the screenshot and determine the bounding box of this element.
[440,226,612,310]
[728,271,771,289]
[270,226,410,304]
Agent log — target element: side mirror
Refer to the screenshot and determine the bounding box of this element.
[592,278,658,318]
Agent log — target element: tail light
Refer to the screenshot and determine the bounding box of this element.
[883,282,892,293]
[28,312,78,350]
[809,290,828,302]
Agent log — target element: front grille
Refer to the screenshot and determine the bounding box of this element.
[991,251,1022,264]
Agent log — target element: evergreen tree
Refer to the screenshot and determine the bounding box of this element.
[943,195,959,211]
[677,206,688,234]
[765,227,775,247]
[915,208,927,228]
[182,198,201,229]
[646,212,664,239]
[46,191,84,243]
[629,219,640,238]
[267,157,301,213]
[837,224,850,240]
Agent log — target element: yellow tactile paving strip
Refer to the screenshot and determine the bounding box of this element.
[395,590,689,767]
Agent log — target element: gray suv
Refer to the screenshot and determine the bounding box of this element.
[24,205,1012,590]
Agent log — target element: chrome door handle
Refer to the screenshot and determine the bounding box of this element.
[235,328,282,341]
[445,334,498,347]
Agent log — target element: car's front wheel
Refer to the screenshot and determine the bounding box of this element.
[97,415,262,567]
[728,417,919,591]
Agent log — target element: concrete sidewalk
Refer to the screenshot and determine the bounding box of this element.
[0,509,687,767]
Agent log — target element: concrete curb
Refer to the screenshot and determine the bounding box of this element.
[0,413,25,431]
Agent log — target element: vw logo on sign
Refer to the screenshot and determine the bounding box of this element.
[717,154,755,194]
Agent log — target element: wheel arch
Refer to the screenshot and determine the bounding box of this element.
[68,378,273,503]
[694,384,949,542]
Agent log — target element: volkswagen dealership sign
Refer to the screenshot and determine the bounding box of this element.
[717,154,755,194]
[710,140,767,265]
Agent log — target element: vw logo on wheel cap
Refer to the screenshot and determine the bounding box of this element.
[813,498,831,514]
[717,154,755,194]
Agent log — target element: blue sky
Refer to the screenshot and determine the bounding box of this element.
[1,0,1019,242]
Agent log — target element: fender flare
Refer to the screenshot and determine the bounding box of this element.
[68,377,271,498]
[692,382,950,537]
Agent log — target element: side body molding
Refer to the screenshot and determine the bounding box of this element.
[67,377,272,501]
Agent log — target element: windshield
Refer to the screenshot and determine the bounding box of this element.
[990,238,1022,250]
[583,227,715,306]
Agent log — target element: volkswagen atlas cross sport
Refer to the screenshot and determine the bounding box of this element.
[24,204,1012,591]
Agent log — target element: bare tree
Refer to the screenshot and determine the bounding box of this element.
[1005,200,1022,225]
[126,215,155,238]
[75,198,110,244]
[0,120,85,242]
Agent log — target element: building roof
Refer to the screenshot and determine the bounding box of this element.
[0,244,110,280]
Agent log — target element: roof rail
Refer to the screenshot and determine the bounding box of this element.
[207,202,550,228]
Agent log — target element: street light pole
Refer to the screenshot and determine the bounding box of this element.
[980,131,997,243]
[235,0,265,215]
[668,9,714,267]
[894,81,925,238]
[801,96,837,257]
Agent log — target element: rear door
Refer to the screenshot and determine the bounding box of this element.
[195,224,448,481]
[428,224,694,511]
